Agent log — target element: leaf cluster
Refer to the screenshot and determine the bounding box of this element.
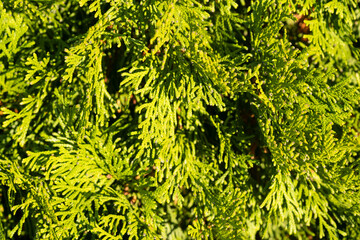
[1,0,360,239]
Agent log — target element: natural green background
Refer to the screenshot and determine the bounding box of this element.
[1,0,360,239]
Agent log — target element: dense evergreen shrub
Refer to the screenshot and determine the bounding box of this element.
[1,0,360,239]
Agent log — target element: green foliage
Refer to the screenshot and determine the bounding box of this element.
[1,0,360,239]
